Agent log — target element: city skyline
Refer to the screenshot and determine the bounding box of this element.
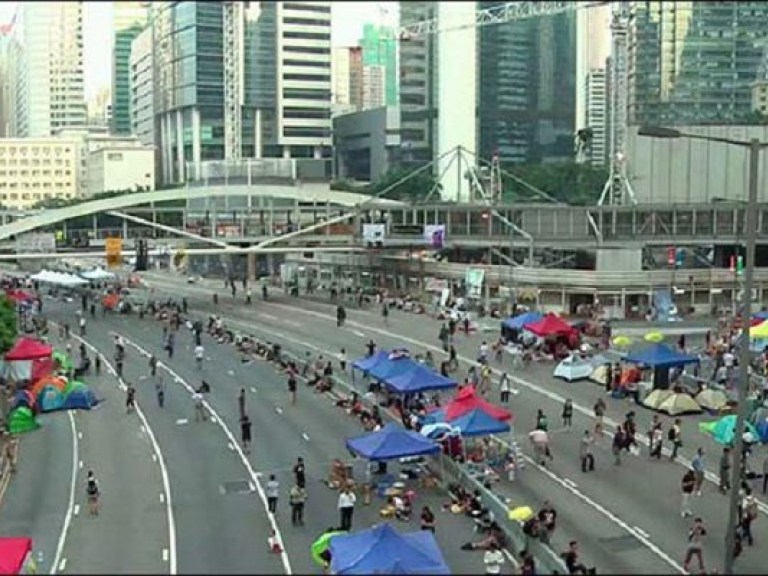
[0,1,397,99]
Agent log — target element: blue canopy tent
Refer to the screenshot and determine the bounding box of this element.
[448,408,510,437]
[352,350,389,372]
[383,364,456,394]
[625,343,699,368]
[329,523,450,575]
[502,311,543,332]
[351,350,422,385]
[346,423,440,461]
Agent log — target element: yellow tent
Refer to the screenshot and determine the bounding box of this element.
[658,393,702,416]
[643,389,674,410]
[750,321,768,339]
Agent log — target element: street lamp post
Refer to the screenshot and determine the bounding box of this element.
[638,127,766,574]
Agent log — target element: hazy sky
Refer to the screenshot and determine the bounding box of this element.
[0,2,398,99]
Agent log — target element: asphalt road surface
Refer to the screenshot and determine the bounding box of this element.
[31,300,489,574]
[139,270,768,575]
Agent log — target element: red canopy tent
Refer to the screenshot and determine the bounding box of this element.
[0,537,33,575]
[523,313,575,337]
[5,338,53,362]
[442,385,512,422]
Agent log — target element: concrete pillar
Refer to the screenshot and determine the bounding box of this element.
[247,252,256,280]
[561,287,566,313]
[176,109,185,182]
[192,108,202,180]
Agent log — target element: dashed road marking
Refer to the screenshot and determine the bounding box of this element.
[78,461,83,469]
[210,416,218,423]
[351,330,365,338]
[275,407,283,415]
[73,505,80,517]
[160,493,165,503]
[249,482,256,492]
[58,559,67,572]
[162,548,169,562]
[227,370,235,376]
[250,387,257,393]
[175,419,189,426]
[152,454,158,462]
[77,432,83,440]
[301,433,310,441]
[227,442,235,451]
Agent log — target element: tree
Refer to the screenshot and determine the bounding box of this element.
[0,295,18,353]
[501,162,608,205]
[332,167,442,202]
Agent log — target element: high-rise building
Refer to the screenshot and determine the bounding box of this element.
[87,87,112,128]
[0,34,12,137]
[130,26,154,146]
[575,4,611,133]
[584,67,608,166]
[152,1,332,184]
[331,46,363,116]
[11,2,87,137]
[112,2,148,135]
[398,2,437,168]
[363,65,386,110]
[478,5,577,165]
[360,23,398,106]
[628,1,768,126]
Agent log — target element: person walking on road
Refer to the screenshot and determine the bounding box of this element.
[288,372,298,406]
[194,344,204,369]
[240,414,252,454]
[580,430,595,473]
[149,354,157,377]
[79,315,86,337]
[562,399,573,428]
[612,427,625,465]
[294,457,306,489]
[126,384,136,414]
[86,471,100,516]
[338,485,356,531]
[680,468,696,517]
[289,482,307,526]
[338,348,347,373]
[691,448,705,495]
[483,541,505,575]
[155,378,165,409]
[266,474,279,514]
[192,391,207,422]
[238,388,246,419]
[94,354,101,375]
[499,373,511,404]
[720,447,732,493]
[593,398,606,436]
[381,302,389,327]
[246,288,252,305]
[668,418,682,460]
[683,517,707,573]
[741,489,758,547]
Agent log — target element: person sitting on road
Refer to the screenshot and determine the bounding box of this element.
[460,522,506,551]
[196,380,211,394]
[392,494,412,521]
[315,375,333,394]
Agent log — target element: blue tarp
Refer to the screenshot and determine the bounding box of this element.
[754,311,768,321]
[329,523,450,575]
[384,364,456,394]
[62,387,99,411]
[352,350,389,372]
[625,343,699,368]
[346,423,440,461]
[448,408,510,437]
[502,311,543,331]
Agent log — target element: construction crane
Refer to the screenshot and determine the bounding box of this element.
[396,1,635,206]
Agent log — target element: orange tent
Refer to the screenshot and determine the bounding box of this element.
[30,374,67,397]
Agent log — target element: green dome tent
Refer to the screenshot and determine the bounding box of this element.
[8,406,40,435]
[53,351,73,370]
[63,380,87,396]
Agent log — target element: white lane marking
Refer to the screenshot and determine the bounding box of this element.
[71,331,178,575]
[264,301,768,517]
[77,432,83,440]
[249,482,256,492]
[118,334,293,575]
[152,454,158,462]
[58,558,67,572]
[634,526,651,539]
[228,442,235,451]
[73,505,80,517]
[275,407,283,415]
[162,548,169,562]
[78,460,83,469]
[258,313,279,322]
[140,425,146,434]
[210,416,218,424]
[502,549,520,569]
[219,307,683,571]
[250,387,257,393]
[51,413,78,576]
[160,493,165,503]
[175,419,189,426]
[301,433,310,442]
[562,478,578,489]
[351,330,365,338]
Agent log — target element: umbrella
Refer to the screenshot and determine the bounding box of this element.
[644,331,665,343]
[528,429,549,445]
[694,388,729,411]
[508,506,535,522]
[311,530,346,566]
[699,415,759,446]
[643,389,674,410]
[657,393,702,416]
[612,335,632,348]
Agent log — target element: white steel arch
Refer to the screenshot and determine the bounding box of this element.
[0,184,403,242]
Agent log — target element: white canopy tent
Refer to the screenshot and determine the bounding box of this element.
[80,268,115,281]
[30,270,88,287]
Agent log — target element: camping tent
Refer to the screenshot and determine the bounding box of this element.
[383,365,456,394]
[695,388,729,411]
[523,313,574,337]
[754,311,768,321]
[657,393,702,416]
[63,380,87,396]
[11,390,35,411]
[80,268,114,281]
[553,355,594,382]
[699,415,759,446]
[751,321,768,339]
[53,352,73,371]
[0,537,33,575]
[5,338,52,361]
[37,385,66,413]
[8,407,39,435]
[329,523,450,575]
[446,408,510,437]
[441,385,512,422]
[62,386,98,411]
[643,389,674,410]
[625,343,699,368]
[30,375,67,397]
[502,311,543,331]
[346,423,440,461]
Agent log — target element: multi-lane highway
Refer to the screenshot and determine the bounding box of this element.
[1,268,766,574]
[138,270,768,575]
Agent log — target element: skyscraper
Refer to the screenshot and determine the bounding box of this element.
[152,1,332,184]
[332,46,364,115]
[360,24,398,106]
[584,67,608,166]
[628,1,768,126]
[111,2,148,135]
[130,26,154,146]
[11,2,87,137]
[478,6,577,164]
